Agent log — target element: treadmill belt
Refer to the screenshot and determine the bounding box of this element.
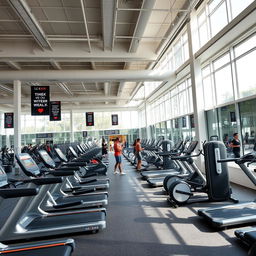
[55,194,107,203]
[198,202,256,227]
[27,211,105,230]
[1,245,72,256]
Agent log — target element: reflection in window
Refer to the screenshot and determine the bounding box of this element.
[239,98,256,154]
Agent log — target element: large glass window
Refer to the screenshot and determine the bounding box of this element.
[213,53,234,104]
[209,0,228,37]
[239,98,256,154]
[234,34,256,98]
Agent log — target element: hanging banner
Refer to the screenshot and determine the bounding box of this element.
[190,114,195,128]
[31,86,50,116]
[111,114,118,126]
[4,113,14,128]
[182,116,187,128]
[86,112,94,126]
[50,101,61,121]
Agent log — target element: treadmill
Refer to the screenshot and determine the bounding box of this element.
[198,152,256,228]
[146,141,198,187]
[38,149,109,191]
[17,152,108,211]
[0,165,75,256]
[68,146,107,175]
[54,147,108,181]
[0,153,106,242]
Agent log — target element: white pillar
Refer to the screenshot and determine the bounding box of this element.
[70,110,74,142]
[13,80,21,175]
[187,21,207,169]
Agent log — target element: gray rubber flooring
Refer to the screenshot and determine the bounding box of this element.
[72,154,256,256]
[0,154,255,256]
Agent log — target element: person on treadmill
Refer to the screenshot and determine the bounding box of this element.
[230,132,241,158]
[114,138,125,175]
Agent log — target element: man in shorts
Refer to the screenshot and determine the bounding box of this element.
[114,138,125,175]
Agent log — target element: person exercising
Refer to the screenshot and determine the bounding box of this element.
[135,138,144,171]
[230,132,241,158]
[114,138,125,175]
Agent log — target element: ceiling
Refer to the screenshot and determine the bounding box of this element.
[0,0,190,111]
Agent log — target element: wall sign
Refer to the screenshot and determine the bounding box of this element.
[4,113,14,128]
[111,114,118,126]
[190,114,195,128]
[104,130,120,135]
[230,112,236,122]
[182,116,187,128]
[31,86,50,116]
[50,101,61,121]
[86,112,94,126]
[36,133,53,139]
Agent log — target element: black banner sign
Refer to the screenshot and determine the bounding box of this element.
[50,101,61,121]
[83,131,88,137]
[182,116,187,128]
[4,113,14,128]
[190,114,195,128]
[31,86,50,116]
[86,112,94,126]
[111,114,118,126]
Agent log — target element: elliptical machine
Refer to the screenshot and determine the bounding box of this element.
[166,141,237,207]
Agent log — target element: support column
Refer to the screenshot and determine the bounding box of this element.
[187,20,207,169]
[13,80,21,175]
[70,110,74,143]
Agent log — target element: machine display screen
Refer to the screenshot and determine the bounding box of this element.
[19,154,40,176]
[0,166,8,187]
[39,150,55,167]
[55,148,68,162]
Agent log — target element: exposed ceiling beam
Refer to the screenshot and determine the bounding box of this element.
[57,82,73,96]
[91,62,96,70]
[20,104,137,112]
[0,69,175,82]
[101,0,116,51]
[80,0,91,52]
[50,60,61,70]
[0,41,157,62]
[0,84,14,94]
[111,0,118,50]
[128,0,156,53]
[8,0,52,50]
[0,95,144,104]
[5,61,21,70]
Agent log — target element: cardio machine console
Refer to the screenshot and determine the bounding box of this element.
[69,147,78,158]
[0,166,8,187]
[54,148,68,162]
[38,150,56,168]
[16,153,40,177]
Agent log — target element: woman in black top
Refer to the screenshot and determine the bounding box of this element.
[102,138,108,157]
[230,133,241,158]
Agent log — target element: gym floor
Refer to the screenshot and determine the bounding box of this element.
[72,154,255,256]
[1,154,255,255]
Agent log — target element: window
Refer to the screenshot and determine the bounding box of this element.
[239,98,256,154]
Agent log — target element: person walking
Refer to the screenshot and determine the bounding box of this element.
[114,138,125,175]
[230,132,241,158]
[135,138,144,171]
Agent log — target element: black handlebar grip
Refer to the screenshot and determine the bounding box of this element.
[0,188,39,198]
